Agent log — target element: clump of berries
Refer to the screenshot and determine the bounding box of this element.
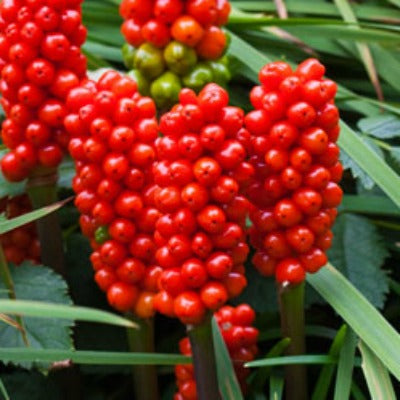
[174,304,258,399]
[120,0,231,108]
[152,84,252,325]
[245,59,343,283]
[0,0,87,182]
[65,70,161,318]
[0,194,40,265]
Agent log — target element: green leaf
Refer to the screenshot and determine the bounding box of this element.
[269,373,284,400]
[250,338,291,391]
[339,195,400,217]
[338,121,400,208]
[358,115,400,139]
[359,341,396,400]
[334,328,358,400]
[341,149,374,189]
[0,377,10,400]
[307,264,400,381]
[0,348,190,366]
[389,146,400,168]
[212,317,244,400]
[312,325,347,400]
[0,264,73,360]
[328,214,389,308]
[0,299,135,328]
[246,354,337,368]
[0,198,71,235]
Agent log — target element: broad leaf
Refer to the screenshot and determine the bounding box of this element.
[358,115,400,139]
[328,214,389,308]
[0,264,73,358]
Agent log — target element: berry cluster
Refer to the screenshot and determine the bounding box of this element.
[65,71,161,318]
[120,0,231,108]
[245,59,343,284]
[0,0,87,182]
[152,84,252,325]
[174,304,258,399]
[0,194,40,265]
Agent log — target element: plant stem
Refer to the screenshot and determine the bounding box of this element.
[26,167,65,277]
[278,281,307,400]
[187,316,221,400]
[126,316,159,400]
[0,244,29,346]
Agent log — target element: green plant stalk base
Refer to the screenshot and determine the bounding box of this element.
[278,281,308,400]
[127,317,159,400]
[187,316,221,400]
[26,168,65,277]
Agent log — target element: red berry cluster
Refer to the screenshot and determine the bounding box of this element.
[0,0,87,182]
[65,70,161,318]
[0,194,40,265]
[120,0,230,60]
[152,84,252,325]
[174,304,258,399]
[245,59,343,284]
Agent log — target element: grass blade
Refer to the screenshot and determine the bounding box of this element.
[359,341,396,400]
[0,348,189,365]
[269,373,284,400]
[0,198,71,235]
[334,0,383,100]
[307,264,400,381]
[334,328,357,400]
[311,325,347,400]
[212,317,244,400]
[0,378,9,400]
[246,354,337,368]
[0,299,136,328]
[339,195,400,216]
[338,121,400,209]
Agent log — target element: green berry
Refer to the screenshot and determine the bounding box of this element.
[134,43,165,79]
[150,71,182,108]
[163,41,198,76]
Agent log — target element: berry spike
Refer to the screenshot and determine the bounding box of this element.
[152,83,252,325]
[0,0,87,182]
[119,0,232,109]
[246,58,343,284]
[65,71,160,318]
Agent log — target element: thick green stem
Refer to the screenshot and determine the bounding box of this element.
[26,168,65,277]
[126,317,159,400]
[0,244,29,346]
[187,316,221,400]
[278,281,307,400]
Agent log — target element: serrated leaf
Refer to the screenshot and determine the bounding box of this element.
[358,115,400,139]
[328,214,389,308]
[0,263,73,366]
[389,146,400,168]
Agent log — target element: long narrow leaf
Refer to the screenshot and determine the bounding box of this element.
[312,325,347,400]
[0,299,136,328]
[0,348,189,365]
[246,355,337,368]
[359,341,396,400]
[0,198,71,235]
[308,264,400,381]
[269,373,284,400]
[0,378,9,400]
[212,318,244,400]
[340,195,400,216]
[338,122,400,209]
[334,328,358,400]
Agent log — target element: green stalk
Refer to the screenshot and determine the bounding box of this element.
[126,316,159,400]
[187,316,221,400]
[0,244,29,346]
[278,281,307,400]
[26,167,65,277]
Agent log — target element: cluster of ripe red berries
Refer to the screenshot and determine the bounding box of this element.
[120,0,229,60]
[244,59,343,283]
[175,304,258,399]
[0,0,87,182]
[65,70,161,318]
[0,194,40,265]
[152,84,252,324]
